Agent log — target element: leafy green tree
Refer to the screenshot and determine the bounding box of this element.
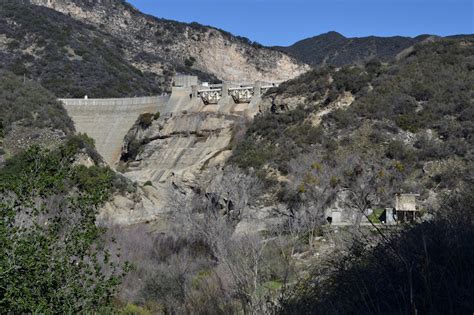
[0,138,128,313]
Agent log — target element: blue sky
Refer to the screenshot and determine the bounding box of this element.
[128,0,473,46]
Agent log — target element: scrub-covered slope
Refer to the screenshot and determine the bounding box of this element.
[28,0,308,89]
[232,38,473,213]
[277,31,431,66]
[0,1,163,97]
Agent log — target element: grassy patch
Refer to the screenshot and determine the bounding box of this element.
[368,208,385,224]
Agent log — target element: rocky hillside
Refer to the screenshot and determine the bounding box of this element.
[232,38,473,218]
[101,111,247,225]
[27,0,308,87]
[0,1,164,97]
[108,36,473,232]
[277,31,432,66]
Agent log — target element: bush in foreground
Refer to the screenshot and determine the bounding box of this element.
[0,137,129,313]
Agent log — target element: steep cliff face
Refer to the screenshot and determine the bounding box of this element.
[99,111,245,225]
[122,112,241,184]
[29,0,309,83]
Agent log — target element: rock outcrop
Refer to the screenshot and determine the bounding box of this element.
[100,111,245,225]
[123,112,242,184]
[29,0,309,83]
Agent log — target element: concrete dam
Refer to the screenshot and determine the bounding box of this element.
[61,96,169,165]
[61,76,278,166]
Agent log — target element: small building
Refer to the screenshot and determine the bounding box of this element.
[395,193,420,223]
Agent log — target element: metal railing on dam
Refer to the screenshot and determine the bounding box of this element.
[59,96,169,107]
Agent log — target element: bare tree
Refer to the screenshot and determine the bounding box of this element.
[168,165,262,252]
[277,153,340,247]
[165,166,293,314]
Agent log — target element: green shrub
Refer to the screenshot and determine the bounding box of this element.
[6,39,20,50]
[367,208,384,223]
[385,140,415,162]
[138,113,154,129]
[121,303,152,315]
[324,108,355,129]
[185,56,196,67]
[231,138,275,171]
[273,67,331,100]
[72,165,116,202]
[230,105,324,175]
[395,114,421,132]
[333,66,370,94]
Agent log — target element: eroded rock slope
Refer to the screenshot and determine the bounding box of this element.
[30,0,309,83]
[100,111,245,225]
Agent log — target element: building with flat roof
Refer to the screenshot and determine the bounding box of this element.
[395,193,420,223]
[173,75,198,88]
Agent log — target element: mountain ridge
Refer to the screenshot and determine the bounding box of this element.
[276,31,435,66]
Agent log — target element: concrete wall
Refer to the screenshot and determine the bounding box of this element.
[61,96,169,166]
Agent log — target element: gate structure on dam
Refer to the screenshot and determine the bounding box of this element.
[193,81,277,105]
[61,75,279,166]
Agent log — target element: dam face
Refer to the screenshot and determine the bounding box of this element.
[61,96,169,165]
